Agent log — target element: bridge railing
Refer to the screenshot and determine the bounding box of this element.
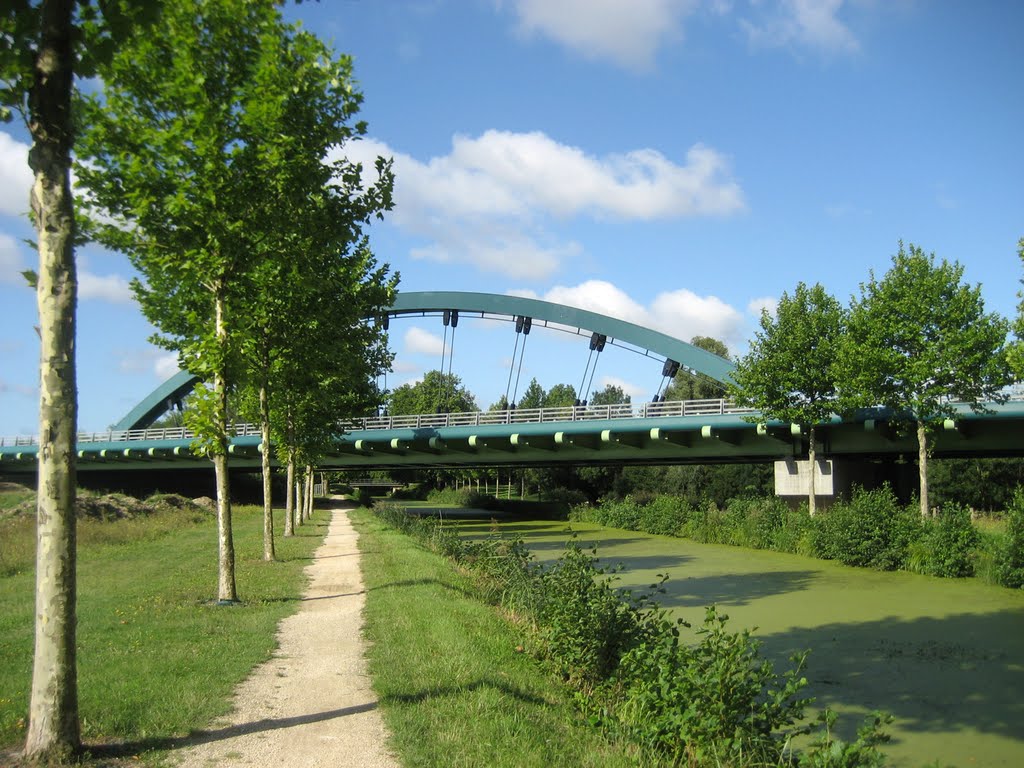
[350,398,756,431]
[0,423,262,449]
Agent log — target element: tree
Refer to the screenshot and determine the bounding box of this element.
[664,336,730,401]
[2,1,155,757]
[590,383,630,406]
[544,382,577,408]
[836,243,1010,518]
[389,370,477,415]
[729,283,845,516]
[1007,238,1024,380]
[75,0,392,600]
[517,378,546,410]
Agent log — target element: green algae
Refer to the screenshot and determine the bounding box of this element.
[454,516,1024,767]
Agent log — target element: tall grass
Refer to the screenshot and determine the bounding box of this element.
[0,498,325,757]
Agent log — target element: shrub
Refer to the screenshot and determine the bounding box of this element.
[536,543,648,689]
[918,504,979,578]
[613,606,811,766]
[994,489,1024,588]
[816,487,921,570]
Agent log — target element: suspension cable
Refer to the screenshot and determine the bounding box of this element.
[510,316,531,406]
[504,320,522,407]
[444,311,459,410]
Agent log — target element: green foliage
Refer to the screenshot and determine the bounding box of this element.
[816,487,922,570]
[994,489,1024,588]
[730,283,845,427]
[916,504,979,578]
[614,606,811,766]
[664,336,730,401]
[589,383,631,406]
[372,504,888,766]
[838,243,1010,418]
[535,543,649,689]
[389,370,477,415]
[799,709,891,768]
[1007,237,1024,380]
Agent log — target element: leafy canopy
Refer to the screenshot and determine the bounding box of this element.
[836,242,1009,423]
[730,282,845,426]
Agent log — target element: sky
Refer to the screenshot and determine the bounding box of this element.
[1,0,1022,436]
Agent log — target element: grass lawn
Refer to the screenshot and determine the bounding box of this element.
[0,495,325,763]
[352,506,637,768]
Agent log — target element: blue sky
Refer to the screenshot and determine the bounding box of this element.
[1,0,1022,435]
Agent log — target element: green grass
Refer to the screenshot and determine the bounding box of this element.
[353,507,637,768]
[0,500,326,761]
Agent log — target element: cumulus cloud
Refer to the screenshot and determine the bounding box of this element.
[154,353,180,380]
[0,233,28,284]
[340,131,743,280]
[521,279,748,348]
[79,271,134,303]
[747,296,778,318]
[509,0,695,71]
[0,132,32,217]
[741,0,859,54]
[596,374,647,400]
[404,326,449,357]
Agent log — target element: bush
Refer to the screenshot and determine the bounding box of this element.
[917,504,979,578]
[995,489,1024,588]
[613,606,811,766]
[816,487,921,570]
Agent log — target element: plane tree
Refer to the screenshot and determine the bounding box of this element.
[75,0,394,599]
[835,243,1010,518]
[729,283,845,516]
[1,1,156,758]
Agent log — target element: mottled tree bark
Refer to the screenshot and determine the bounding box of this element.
[213,288,237,603]
[807,425,817,518]
[25,0,81,758]
[918,420,930,518]
[295,469,305,527]
[284,451,295,537]
[259,382,275,561]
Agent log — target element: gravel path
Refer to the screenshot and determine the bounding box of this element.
[172,503,399,768]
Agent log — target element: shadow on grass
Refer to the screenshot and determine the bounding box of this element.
[88,701,381,759]
[382,677,548,707]
[368,577,477,601]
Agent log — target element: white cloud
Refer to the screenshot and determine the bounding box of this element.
[0,233,28,284]
[741,0,859,54]
[340,131,743,279]
[524,279,748,348]
[0,132,32,217]
[404,326,448,357]
[154,353,180,380]
[79,270,134,303]
[747,296,778,318]
[509,0,695,71]
[596,374,647,400]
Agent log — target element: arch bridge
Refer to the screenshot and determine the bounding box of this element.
[2,291,1023,475]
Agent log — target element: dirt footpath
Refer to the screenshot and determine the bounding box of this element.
[173,503,399,768]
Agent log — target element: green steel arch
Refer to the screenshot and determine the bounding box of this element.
[114,290,734,430]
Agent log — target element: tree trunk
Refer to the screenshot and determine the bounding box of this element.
[917,420,930,518]
[807,425,817,518]
[284,451,295,537]
[304,465,313,521]
[25,0,80,759]
[296,469,305,527]
[213,288,237,603]
[259,381,274,561]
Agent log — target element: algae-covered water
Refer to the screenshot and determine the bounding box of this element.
[449,513,1024,768]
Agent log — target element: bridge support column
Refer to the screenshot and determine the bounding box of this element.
[775,458,917,508]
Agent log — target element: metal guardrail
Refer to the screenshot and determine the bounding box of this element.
[353,398,756,430]
[7,390,1023,449]
[0,423,261,449]
[0,400,748,448]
